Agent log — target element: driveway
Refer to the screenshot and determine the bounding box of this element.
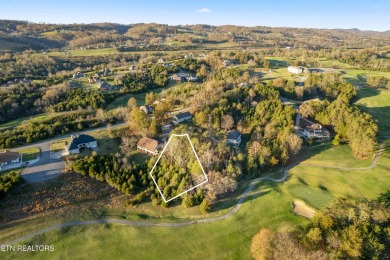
[17,142,65,183]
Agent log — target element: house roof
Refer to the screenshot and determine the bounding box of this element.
[0,150,20,163]
[98,82,112,88]
[298,117,314,129]
[137,137,158,152]
[227,130,241,140]
[66,134,96,150]
[174,112,192,120]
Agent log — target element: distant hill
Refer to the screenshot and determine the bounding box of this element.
[0,20,390,52]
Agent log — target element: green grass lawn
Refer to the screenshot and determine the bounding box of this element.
[355,87,390,136]
[106,82,184,110]
[0,114,49,130]
[299,143,372,168]
[88,129,121,155]
[0,111,82,130]
[50,139,70,152]
[316,58,355,69]
[343,69,390,85]
[1,180,306,260]
[38,48,120,57]
[130,152,150,165]
[1,140,389,259]
[18,147,40,162]
[287,181,334,209]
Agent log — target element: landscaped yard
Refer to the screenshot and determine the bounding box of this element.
[88,129,122,155]
[129,152,150,165]
[18,147,40,162]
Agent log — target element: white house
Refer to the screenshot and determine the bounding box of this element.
[64,134,97,155]
[297,116,330,141]
[227,130,242,146]
[0,150,22,171]
[172,112,192,125]
[222,59,232,67]
[140,105,154,115]
[303,124,330,140]
[288,66,304,74]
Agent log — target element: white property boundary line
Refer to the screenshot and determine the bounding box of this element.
[149,134,208,203]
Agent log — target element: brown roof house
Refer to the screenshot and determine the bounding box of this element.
[0,150,22,171]
[297,116,330,141]
[137,137,160,156]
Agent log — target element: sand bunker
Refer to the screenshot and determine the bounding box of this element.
[292,200,316,219]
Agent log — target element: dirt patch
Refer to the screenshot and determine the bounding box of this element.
[0,172,130,224]
[292,200,316,219]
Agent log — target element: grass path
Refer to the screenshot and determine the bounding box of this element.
[2,138,387,247]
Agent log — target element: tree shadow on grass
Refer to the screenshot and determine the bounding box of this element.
[353,87,381,102]
[355,106,390,136]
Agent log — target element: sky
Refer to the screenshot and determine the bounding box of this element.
[0,0,389,31]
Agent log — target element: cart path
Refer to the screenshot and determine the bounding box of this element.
[1,138,387,246]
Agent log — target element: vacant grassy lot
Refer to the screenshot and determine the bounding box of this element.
[355,87,390,136]
[18,147,40,162]
[88,129,121,155]
[50,139,70,152]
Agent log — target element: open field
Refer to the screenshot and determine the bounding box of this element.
[40,48,120,57]
[0,111,83,130]
[355,87,390,135]
[299,143,372,168]
[106,81,186,110]
[0,114,49,130]
[343,69,390,85]
[18,147,40,162]
[1,180,306,260]
[316,58,355,69]
[88,129,121,155]
[2,139,389,259]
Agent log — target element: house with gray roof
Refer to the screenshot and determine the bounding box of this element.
[64,134,97,155]
[0,150,22,171]
[227,130,242,146]
[172,112,192,125]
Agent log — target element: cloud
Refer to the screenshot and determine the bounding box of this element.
[197,8,211,13]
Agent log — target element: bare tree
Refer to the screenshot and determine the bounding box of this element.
[220,114,234,130]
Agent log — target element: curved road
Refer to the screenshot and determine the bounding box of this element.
[2,139,387,246]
